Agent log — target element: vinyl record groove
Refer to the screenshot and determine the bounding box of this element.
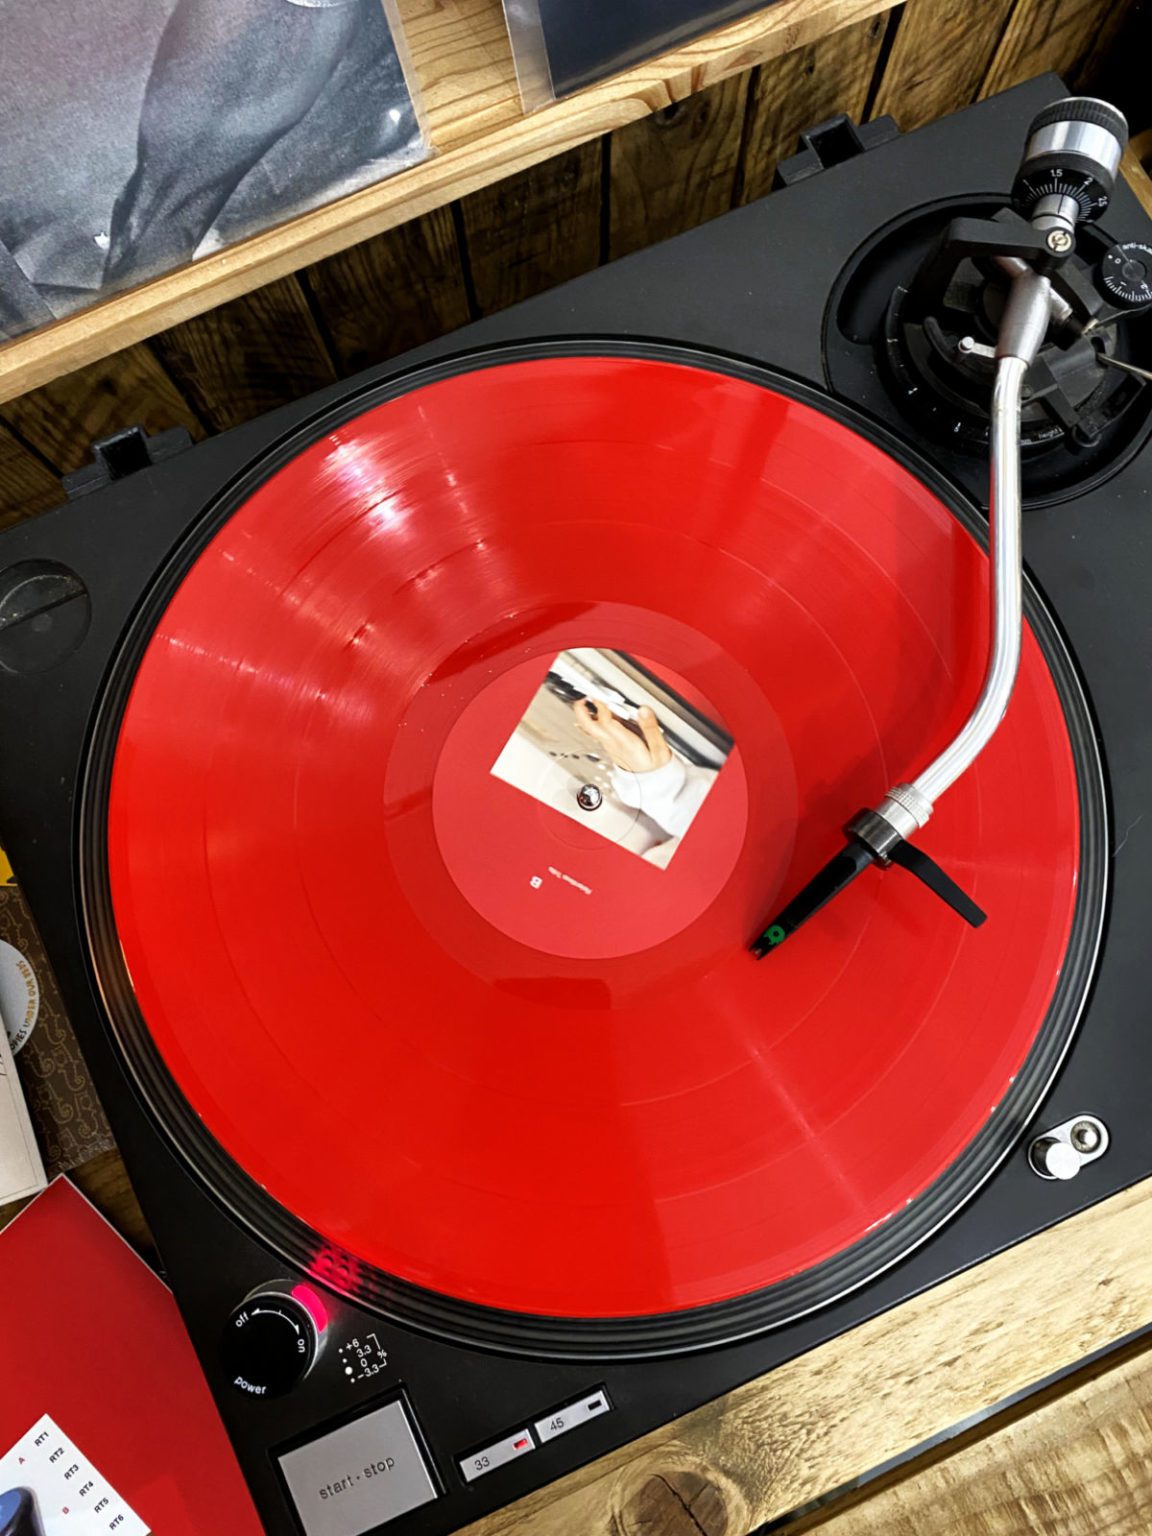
[80,342,1106,1357]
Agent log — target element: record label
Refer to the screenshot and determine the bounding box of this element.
[426,640,752,958]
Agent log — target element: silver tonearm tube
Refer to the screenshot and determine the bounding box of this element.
[856,100,1128,850]
[752,98,1130,955]
[866,270,1052,841]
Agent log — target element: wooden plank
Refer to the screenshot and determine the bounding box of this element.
[1123,148,1152,220]
[0,345,203,474]
[608,73,750,260]
[1065,0,1143,97]
[304,207,472,375]
[871,0,1017,133]
[738,12,888,204]
[71,1149,155,1258]
[150,276,337,433]
[793,1341,1152,1534]
[0,0,900,404]
[979,0,1129,101]
[0,427,63,528]
[456,1176,1152,1536]
[458,141,603,314]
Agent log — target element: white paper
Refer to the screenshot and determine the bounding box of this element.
[0,1414,149,1535]
[0,987,45,1203]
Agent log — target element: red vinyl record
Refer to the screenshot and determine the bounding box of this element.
[105,354,1083,1320]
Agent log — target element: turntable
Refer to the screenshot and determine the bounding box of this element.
[0,76,1150,1536]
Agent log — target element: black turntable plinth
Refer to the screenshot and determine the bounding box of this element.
[0,76,1150,1536]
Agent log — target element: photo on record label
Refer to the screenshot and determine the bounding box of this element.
[0,0,425,341]
[491,649,734,869]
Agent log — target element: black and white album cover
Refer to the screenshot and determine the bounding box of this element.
[0,0,427,341]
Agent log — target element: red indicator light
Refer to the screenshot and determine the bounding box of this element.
[514,1438,529,1451]
[291,1283,329,1332]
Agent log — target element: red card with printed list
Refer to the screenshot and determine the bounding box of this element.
[0,1179,262,1535]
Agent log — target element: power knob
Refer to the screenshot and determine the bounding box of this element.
[223,1291,319,1397]
[1099,242,1152,311]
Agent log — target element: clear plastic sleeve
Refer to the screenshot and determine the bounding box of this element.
[0,0,431,343]
[502,0,781,108]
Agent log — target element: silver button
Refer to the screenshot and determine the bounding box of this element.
[533,1390,612,1443]
[1030,1136,1081,1180]
[1028,1113,1110,1180]
[458,1428,534,1483]
[278,1398,437,1536]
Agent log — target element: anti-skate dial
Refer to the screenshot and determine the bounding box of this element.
[1098,242,1152,312]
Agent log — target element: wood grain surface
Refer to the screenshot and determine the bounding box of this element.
[304,208,473,375]
[150,276,338,432]
[738,12,888,203]
[979,0,1127,100]
[608,73,752,259]
[0,0,899,402]
[70,1149,156,1257]
[0,426,62,527]
[458,141,604,313]
[457,1175,1152,1535]
[1122,148,1152,220]
[792,1336,1152,1535]
[871,0,1018,132]
[0,344,203,474]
